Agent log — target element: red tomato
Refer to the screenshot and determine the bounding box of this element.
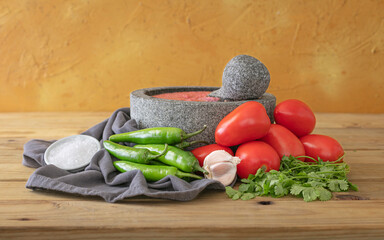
[261,124,305,160]
[274,99,316,137]
[191,144,234,167]
[235,141,280,179]
[215,101,271,147]
[300,134,344,163]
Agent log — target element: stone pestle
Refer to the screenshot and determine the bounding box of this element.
[209,54,271,101]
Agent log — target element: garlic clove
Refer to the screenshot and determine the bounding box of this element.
[203,150,241,186]
[208,162,238,186]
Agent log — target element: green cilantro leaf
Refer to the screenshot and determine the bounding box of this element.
[308,180,326,187]
[232,192,242,200]
[302,187,319,202]
[226,155,357,202]
[254,185,263,195]
[239,184,251,193]
[316,187,333,201]
[225,186,238,198]
[241,178,252,184]
[339,180,349,191]
[273,182,288,197]
[241,193,256,200]
[247,174,256,180]
[290,184,305,195]
[328,179,349,192]
[262,179,272,195]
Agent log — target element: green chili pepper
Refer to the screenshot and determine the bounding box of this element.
[174,140,209,149]
[109,125,207,145]
[134,144,207,174]
[149,160,167,166]
[113,161,202,182]
[103,140,168,164]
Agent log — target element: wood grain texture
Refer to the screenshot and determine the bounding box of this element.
[0,112,383,239]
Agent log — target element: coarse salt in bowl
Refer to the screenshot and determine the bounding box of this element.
[44,135,101,172]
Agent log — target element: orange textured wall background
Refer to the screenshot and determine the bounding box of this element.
[0,0,383,113]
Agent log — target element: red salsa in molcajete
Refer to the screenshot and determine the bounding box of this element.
[153,91,220,102]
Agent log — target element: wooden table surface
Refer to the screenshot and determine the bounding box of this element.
[0,112,383,240]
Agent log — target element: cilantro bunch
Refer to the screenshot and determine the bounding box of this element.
[226,155,358,202]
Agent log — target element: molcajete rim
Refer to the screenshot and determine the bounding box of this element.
[131,86,275,105]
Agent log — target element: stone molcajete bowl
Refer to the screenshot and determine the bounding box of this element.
[130,55,277,144]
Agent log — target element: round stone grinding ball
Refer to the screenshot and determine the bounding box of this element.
[209,55,270,100]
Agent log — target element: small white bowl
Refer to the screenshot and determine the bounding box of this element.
[44,135,101,172]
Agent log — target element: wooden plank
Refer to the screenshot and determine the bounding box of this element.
[0,163,34,181]
[0,112,110,124]
[0,112,383,240]
[0,112,110,139]
[1,227,383,240]
[312,128,384,150]
[315,113,384,129]
[0,198,383,231]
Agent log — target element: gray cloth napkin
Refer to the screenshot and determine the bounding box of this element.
[22,108,225,203]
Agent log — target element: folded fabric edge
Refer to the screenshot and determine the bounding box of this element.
[25,173,225,203]
[25,174,126,203]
